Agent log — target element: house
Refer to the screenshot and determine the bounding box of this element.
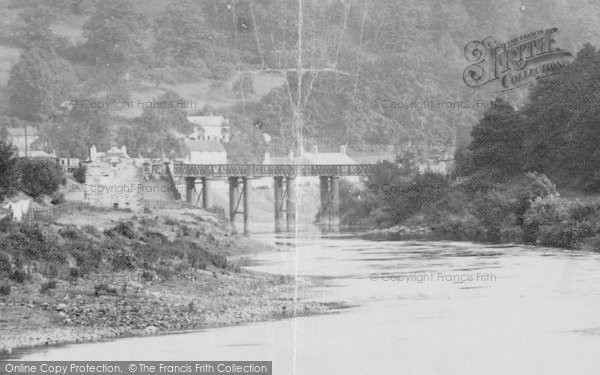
[184,139,227,164]
[84,145,144,211]
[263,145,360,183]
[264,145,357,166]
[187,116,230,142]
[58,157,81,172]
[5,127,39,157]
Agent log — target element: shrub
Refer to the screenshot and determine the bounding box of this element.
[17,158,65,197]
[94,283,117,296]
[50,192,65,205]
[68,266,80,281]
[537,221,594,249]
[10,269,28,283]
[0,252,11,275]
[72,165,86,183]
[104,221,137,239]
[0,140,19,201]
[0,283,10,296]
[510,172,557,223]
[40,279,57,293]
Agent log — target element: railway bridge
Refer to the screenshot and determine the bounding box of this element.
[153,163,376,235]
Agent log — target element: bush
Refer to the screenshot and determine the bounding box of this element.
[94,283,117,296]
[10,269,28,283]
[0,283,10,296]
[104,221,137,239]
[0,252,11,275]
[17,159,66,197]
[72,165,86,183]
[50,192,65,205]
[0,140,19,201]
[68,266,80,281]
[537,221,594,249]
[40,279,57,293]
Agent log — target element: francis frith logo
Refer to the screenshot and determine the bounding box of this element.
[463,27,572,91]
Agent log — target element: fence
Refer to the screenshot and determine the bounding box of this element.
[22,201,90,223]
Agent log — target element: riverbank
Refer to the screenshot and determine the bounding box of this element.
[0,267,328,356]
[349,172,600,250]
[0,208,331,356]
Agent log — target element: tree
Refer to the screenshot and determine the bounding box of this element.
[153,3,212,66]
[126,91,193,157]
[469,98,524,179]
[0,141,19,201]
[82,0,148,79]
[13,6,61,51]
[43,104,112,159]
[7,48,75,122]
[17,159,65,197]
[520,43,600,190]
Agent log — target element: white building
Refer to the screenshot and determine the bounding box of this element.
[184,139,227,164]
[187,116,230,142]
[262,145,360,184]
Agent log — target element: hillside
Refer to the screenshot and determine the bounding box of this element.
[1,0,600,162]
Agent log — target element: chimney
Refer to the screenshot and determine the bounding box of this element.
[340,145,346,155]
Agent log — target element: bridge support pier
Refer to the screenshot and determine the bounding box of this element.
[330,176,340,230]
[185,177,196,204]
[286,177,296,232]
[273,177,284,233]
[242,177,250,236]
[319,176,330,224]
[201,177,212,209]
[228,177,239,234]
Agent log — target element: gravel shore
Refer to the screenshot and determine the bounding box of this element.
[0,268,329,356]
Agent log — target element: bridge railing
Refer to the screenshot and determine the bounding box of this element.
[167,164,376,177]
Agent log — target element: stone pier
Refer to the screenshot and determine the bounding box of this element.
[228,177,239,234]
[286,177,296,232]
[273,176,284,233]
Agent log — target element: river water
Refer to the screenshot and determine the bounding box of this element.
[12,234,600,374]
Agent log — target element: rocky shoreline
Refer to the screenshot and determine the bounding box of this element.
[0,268,330,357]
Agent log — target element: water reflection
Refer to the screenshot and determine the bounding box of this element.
[12,236,600,374]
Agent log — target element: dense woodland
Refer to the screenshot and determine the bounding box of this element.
[0,0,599,164]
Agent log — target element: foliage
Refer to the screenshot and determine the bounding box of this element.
[73,164,86,183]
[40,279,57,293]
[0,141,19,201]
[0,283,10,296]
[153,2,213,66]
[82,0,148,77]
[469,98,524,179]
[7,48,75,122]
[17,158,66,197]
[13,6,65,51]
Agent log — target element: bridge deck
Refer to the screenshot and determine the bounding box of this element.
[160,164,376,177]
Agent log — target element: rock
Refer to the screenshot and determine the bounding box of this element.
[143,325,158,334]
[56,303,67,311]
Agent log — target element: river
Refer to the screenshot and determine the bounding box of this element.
[10,233,600,374]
